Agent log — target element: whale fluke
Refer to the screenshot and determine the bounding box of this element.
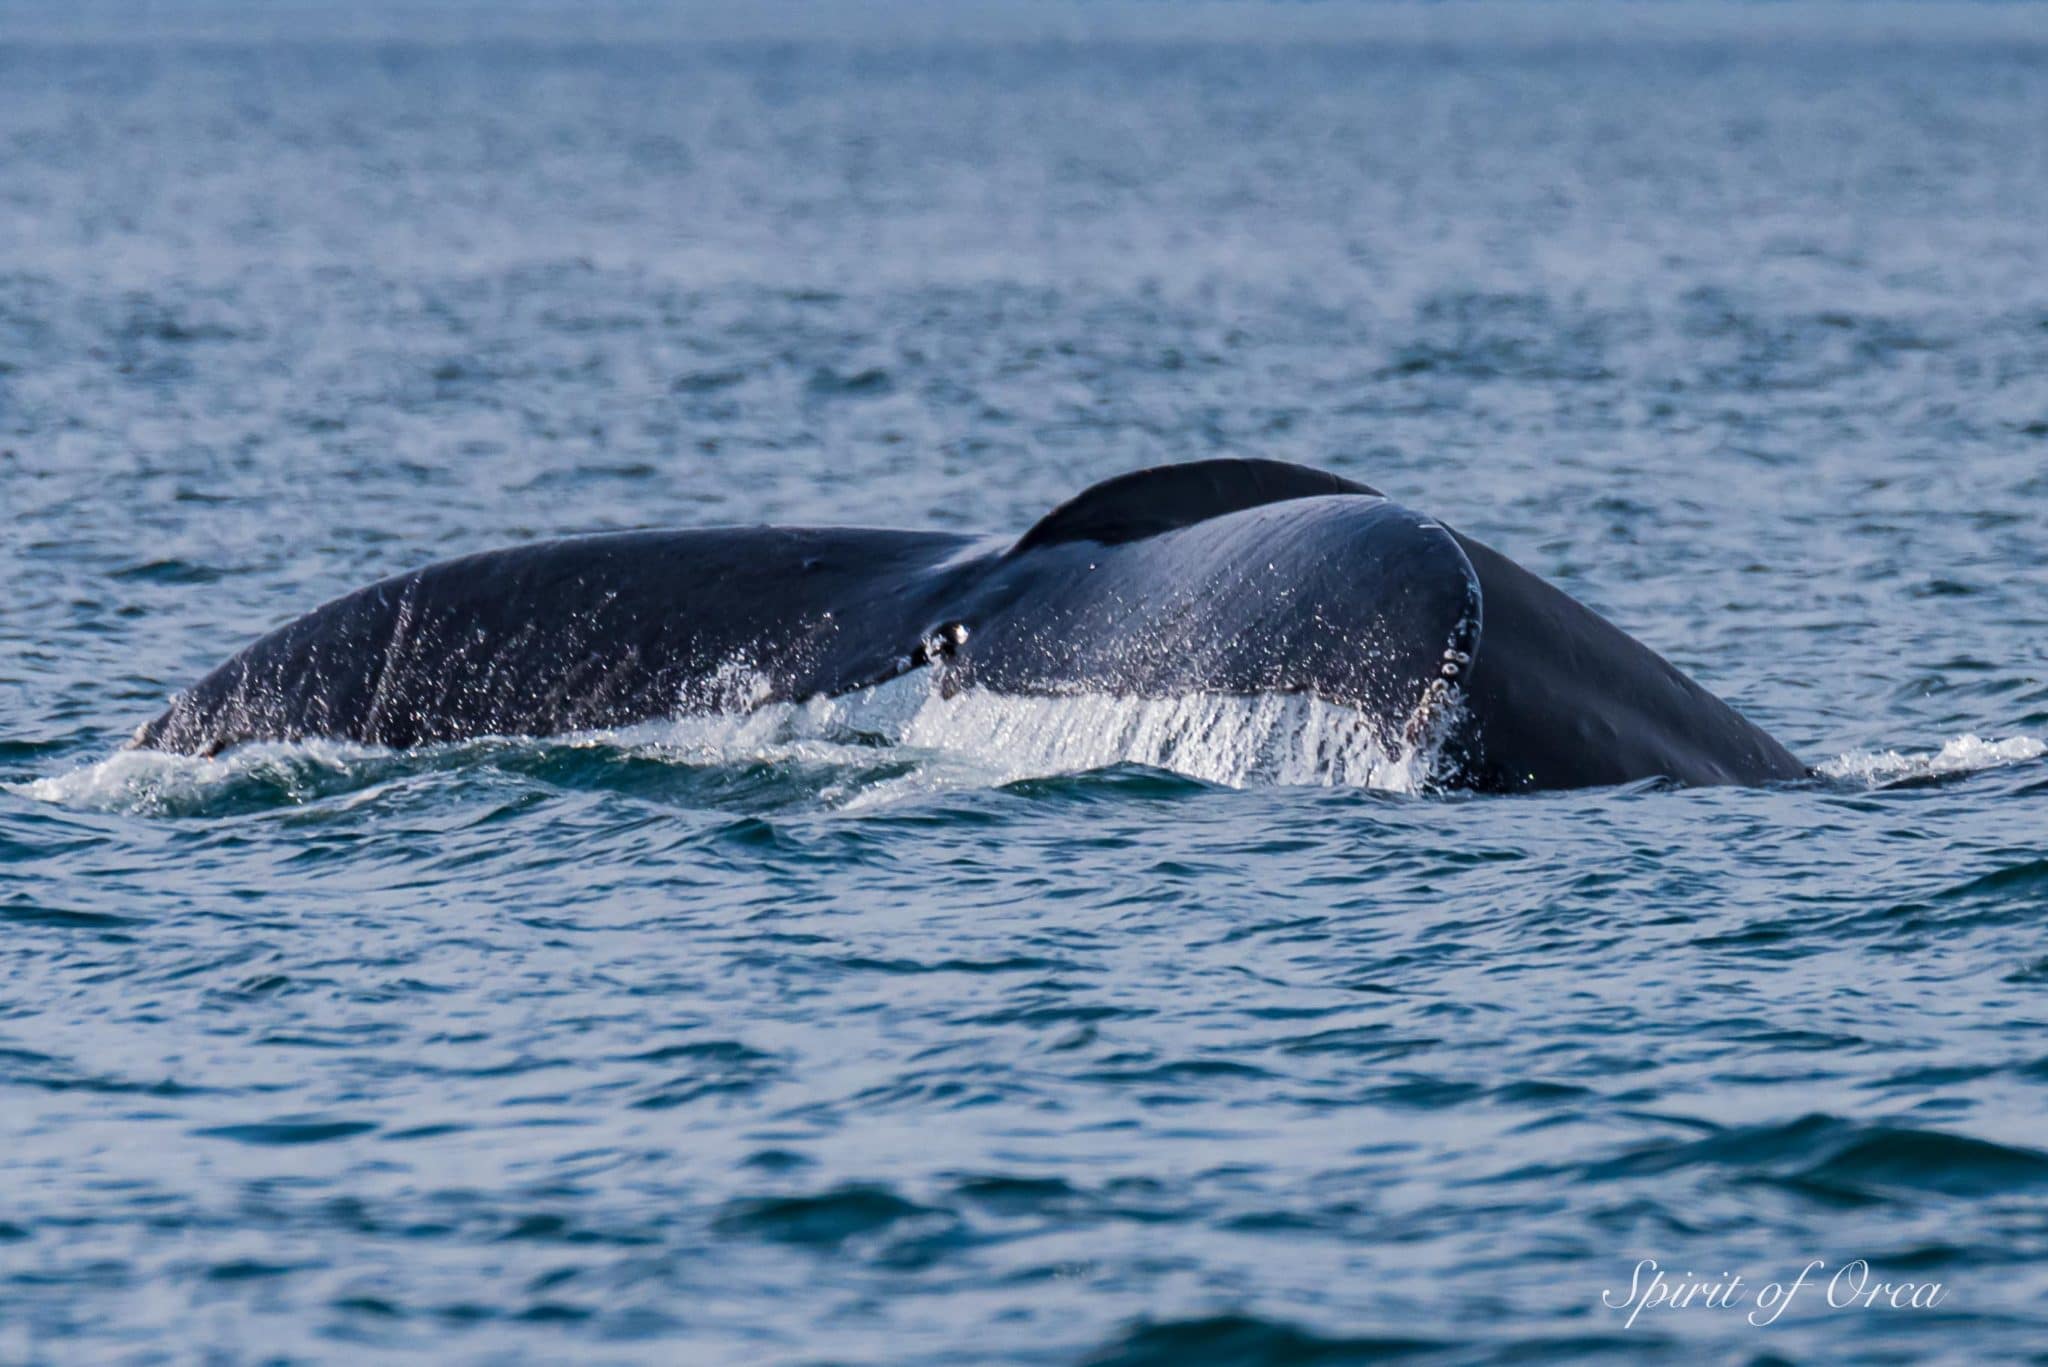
[134,460,1806,792]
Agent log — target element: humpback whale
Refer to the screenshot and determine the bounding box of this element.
[133,460,1807,792]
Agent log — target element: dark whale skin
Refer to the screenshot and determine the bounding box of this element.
[134,460,1806,792]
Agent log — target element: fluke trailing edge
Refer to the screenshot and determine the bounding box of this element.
[133,460,1807,792]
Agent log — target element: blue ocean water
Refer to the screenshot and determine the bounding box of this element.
[3,3,2047,1361]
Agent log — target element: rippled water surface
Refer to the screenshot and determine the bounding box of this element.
[4,4,2048,1361]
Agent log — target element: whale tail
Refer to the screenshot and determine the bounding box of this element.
[133,458,1806,792]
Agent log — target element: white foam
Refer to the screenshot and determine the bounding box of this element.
[12,672,1449,816]
[1818,734,2047,787]
[6,737,390,815]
